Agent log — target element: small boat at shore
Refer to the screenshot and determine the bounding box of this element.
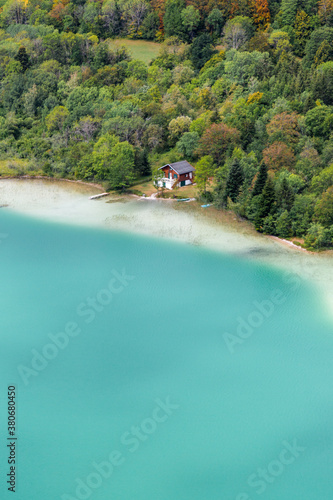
[177,198,191,202]
[201,204,211,208]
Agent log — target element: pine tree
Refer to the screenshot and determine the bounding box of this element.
[277,177,295,211]
[255,177,276,231]
[225,158,244,203]
[294,10,311,57]
[252,163,268,197]
[280,0,298,27]
[163,0,186,39]
[135,147,150,176]
[15,46,30,72]
[314,39,333,66]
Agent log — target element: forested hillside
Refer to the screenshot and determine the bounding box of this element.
[1,0,333,248]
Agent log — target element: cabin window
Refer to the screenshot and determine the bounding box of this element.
[174,174,178,179]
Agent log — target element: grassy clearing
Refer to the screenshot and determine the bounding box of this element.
[128,180,157,196]
[114,39,161,65]
[129,179,200,199]
[161,183,198,199]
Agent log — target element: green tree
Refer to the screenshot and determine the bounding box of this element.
[195,155,215,194]
[314,40,333,66]
[181,5,200,41]
[304,27,333,66]
[176,132,199,158]
[141,11,159,40]
[168,116,192,140]
[190,33,216,70]
[252,162,267,197]
[279,0,298,26]
[108,141,135,190]
[314,186,333,226]
[311,164,333,193]
[255,177,276,231]
[15,46,30,72]
[163,0,186,39]
[276,176,295,211]
[305,223,333,249]
[294,10,311,57]
[206,8,224,39]
[275,210,291,238]
[224,50,272,87]
[305,105,333,138]
[312,62,333,106]
[92,134,119,179]
[45,106,69,132]
[225,158,244,203]
[290,194,316,236]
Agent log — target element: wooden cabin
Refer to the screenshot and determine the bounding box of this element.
[157,161,195,189]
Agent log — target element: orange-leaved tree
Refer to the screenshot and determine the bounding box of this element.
[263,141,296,172]
[197,123,241,166]
[249,0,270,30]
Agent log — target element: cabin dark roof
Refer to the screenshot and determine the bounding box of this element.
[159,160,195,174]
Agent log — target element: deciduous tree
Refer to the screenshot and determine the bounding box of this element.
[195,155,215,193]
[262,141,295,171]
[249,0,270,30]
[266,112,300,145]
[197,123,241,166]
[181,5,200,40]
[45,106,69,132]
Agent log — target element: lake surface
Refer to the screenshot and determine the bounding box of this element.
[1,210,333,500]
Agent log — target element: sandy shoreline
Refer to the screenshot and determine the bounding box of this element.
[0,174,106,192]
[1,178,333,316]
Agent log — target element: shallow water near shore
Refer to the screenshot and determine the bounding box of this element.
[1,178,333,313]
[1,204,333,499]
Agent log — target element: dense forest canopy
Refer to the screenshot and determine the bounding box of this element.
[1,0,333,248]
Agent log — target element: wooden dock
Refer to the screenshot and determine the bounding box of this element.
[89,193,109,200]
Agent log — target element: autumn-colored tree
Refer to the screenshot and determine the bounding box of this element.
[262,141,296,171]
[318,0,333,23]
[187,0,210,17]
[249,0,270,30]
[197,123,241,166]
[266,112,300,145]
[49,0,70,22]
[151,0,166,17]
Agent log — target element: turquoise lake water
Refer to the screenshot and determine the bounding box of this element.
[1,210,333,500]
